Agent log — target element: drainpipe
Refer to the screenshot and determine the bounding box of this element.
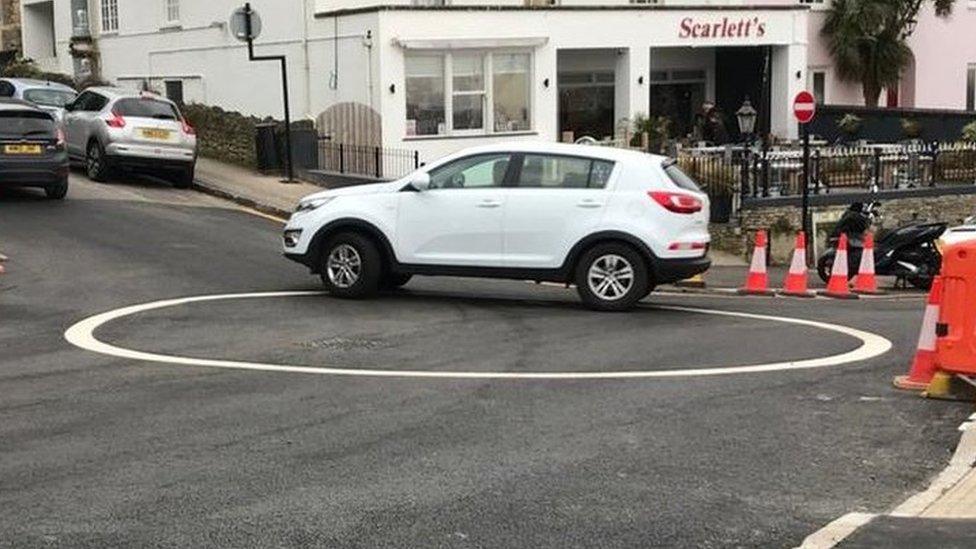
[301,0,312,119]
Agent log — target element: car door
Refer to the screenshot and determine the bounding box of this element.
[503,153,617,268]
[65,92,107,157]
[64,91,92,157]
[396,153,512,266]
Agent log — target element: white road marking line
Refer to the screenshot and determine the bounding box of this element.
[64,291,892,380]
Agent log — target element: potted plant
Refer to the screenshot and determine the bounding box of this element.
[836,114,862,143]
[630,114,671,154]
[963,120,976,143]
[901,117,922,140]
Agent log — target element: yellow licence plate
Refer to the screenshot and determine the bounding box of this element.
[140,128,171,140]
[4,144,42,155]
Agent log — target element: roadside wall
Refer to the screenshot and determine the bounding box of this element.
[715,194,976,264]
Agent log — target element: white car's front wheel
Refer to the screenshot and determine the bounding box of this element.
[575,243,650,312]
[319,232,382,299]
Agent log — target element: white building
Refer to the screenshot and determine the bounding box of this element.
[20,0,823,164]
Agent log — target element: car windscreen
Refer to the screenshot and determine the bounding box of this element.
[114,98,181,120]
[23,88,77,108]
[663,162,703,193]
[0,111,56,139]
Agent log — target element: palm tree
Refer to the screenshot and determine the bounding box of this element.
[822,0,955,107]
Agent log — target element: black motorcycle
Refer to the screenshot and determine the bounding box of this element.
[817,202,946,290]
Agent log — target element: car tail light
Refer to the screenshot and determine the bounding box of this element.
[648,191,703,214]
[105,110,126,128]
[181,119,195,135]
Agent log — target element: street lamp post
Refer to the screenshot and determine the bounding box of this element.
[735,97,758,201]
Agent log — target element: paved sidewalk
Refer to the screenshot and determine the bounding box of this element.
[193,158,320,219]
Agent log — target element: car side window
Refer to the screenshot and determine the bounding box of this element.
[71,92,93,111]
[0,81,14,97]
[88,94,108,112]
[428,154,511,190]
[517,154,616,189]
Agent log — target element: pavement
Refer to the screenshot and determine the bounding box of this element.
[0,164,974,547]
[194,157,318,218]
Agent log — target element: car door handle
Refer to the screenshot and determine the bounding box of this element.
[477,200,503,209]
[576,199,604,209]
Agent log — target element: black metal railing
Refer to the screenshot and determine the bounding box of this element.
[678,141,976,204]
[316,140,421,180]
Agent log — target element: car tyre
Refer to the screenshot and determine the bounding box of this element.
[575,242,649,312]
[86,141,111,182]
[173,164,194,189]
[319,232,382,299]
[45,177,69,200]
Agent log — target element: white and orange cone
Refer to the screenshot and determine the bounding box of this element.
[780,231,815,298]
[819,233,859,300]
[739,230,774,296]
[894,276,944,391]
[852,232,883,295]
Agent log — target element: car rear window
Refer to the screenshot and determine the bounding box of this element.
[0,111,56,139]
[663,162,703,193]
[23,89,77,108]
[114,98,181,120]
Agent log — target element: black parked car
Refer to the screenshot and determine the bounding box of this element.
[0,98,69,199]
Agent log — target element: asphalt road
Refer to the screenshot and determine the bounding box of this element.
[0,172,970,548]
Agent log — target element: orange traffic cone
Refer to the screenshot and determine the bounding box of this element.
[852,232,883,295]
[894,276,944,391]
[819,233,859,300]
[739,229,774,296]
[780,231,815,298]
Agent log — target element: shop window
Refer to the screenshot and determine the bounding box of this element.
[405,55,446,136]
[452,54,485,131]
[493,53,530,132]
[101,0,119,33]
[405,51,533,138]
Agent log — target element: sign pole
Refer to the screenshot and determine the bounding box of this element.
[801,123,811,266]
[241,3,294,183]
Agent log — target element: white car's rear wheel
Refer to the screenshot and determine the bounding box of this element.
[575,243,649,311]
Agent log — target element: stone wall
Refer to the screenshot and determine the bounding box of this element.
[712,193,976,264]
[182,104,267,170]
[0,0,22,56]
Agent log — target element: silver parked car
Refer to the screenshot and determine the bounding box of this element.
[0,78,78,123]
[63,87,197,188]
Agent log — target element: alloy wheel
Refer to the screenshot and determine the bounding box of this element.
[326,244,362,289]
[587,254,635,301]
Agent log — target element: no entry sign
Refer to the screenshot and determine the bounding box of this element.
[793,91,816,124]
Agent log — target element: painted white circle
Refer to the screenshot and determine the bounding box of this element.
[64,291,892,380]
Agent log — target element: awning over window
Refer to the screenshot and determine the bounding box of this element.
[393,37,549,50]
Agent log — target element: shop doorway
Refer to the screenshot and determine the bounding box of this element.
[557,49,618,142]
[649,70,707,139]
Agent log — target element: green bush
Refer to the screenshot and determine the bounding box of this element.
[963,121,976,143]
[900,117,922,139]
[0,58,108,89]
[837,114,862,138]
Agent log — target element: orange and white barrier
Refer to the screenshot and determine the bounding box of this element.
[894,276,943,391]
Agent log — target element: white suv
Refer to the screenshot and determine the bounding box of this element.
[283,142,710,311]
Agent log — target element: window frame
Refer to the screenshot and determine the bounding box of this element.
[967,64,975,112]
[810,68,827,105]
[100,0,119,33]
[510,153,617,190]
[404,49,533,139]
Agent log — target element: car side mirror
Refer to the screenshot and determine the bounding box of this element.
[409,172,431,192]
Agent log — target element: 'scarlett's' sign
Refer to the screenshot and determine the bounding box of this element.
[678,17,767,39]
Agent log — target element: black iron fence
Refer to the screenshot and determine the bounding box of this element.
[678,142,976,215]
[315,140,420,180]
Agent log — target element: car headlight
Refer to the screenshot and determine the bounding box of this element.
[295,196,336,213]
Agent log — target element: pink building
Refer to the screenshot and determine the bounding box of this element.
[807,1,976,111]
